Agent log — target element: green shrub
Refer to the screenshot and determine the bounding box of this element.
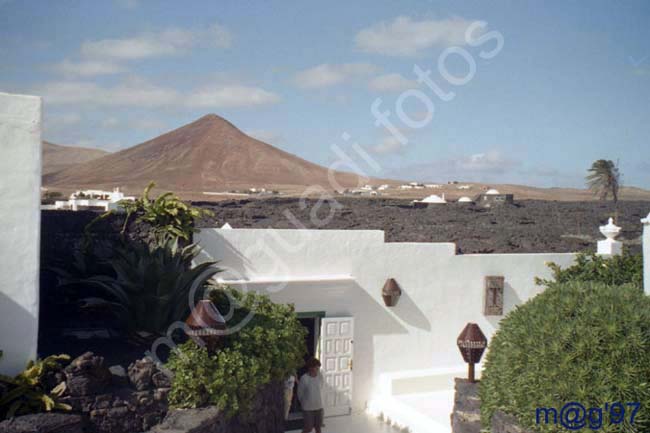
[119,182,213,241]
[536,252,643,289]
[0,354,71,420]
[480,282,650,432]
[166,286,306,417]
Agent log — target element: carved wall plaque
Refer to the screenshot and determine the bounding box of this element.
[484,276,504,316]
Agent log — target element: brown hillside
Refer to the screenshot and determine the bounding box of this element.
[42,141,109,175]
[43,114,372,194]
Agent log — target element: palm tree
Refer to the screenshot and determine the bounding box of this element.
[586,159,620,203]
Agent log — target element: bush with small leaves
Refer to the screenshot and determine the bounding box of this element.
[536,252,642,289]
[480,281,650,432]
[166,286,306,418]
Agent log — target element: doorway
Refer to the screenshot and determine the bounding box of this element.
[286,312,324,430]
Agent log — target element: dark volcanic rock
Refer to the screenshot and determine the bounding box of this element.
[0,413,84,433]
[65,352,112,396]
[128,357,157,391]
[196,198,650,254]
[147,382,284,433]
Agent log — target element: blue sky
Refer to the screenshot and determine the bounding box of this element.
[1,0,649,188]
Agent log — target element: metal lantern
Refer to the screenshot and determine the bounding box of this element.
[456,323,487,383]
[381,278,402,307]
[185,300,227,353]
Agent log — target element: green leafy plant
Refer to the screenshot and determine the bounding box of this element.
[0,354,71,420]
[166,286,306,417]
[108,236,221,333]
[535,252,643,289]
[119,182,213,241]
[480,281,650,432]
[49,233,220,334]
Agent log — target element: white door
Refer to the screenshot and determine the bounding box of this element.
[320,317,354,417]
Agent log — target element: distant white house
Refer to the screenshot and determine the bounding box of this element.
[457,196,473,204]
[400,185,414,190]
[425,184,442,189]
[407,182,425,189]
[53,188,135,211]
[377,184,390,191]
[457,185,471,190]
[413,194,447,207]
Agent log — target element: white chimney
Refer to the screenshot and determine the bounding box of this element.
[642,213,650,295]
[597,218,622,256]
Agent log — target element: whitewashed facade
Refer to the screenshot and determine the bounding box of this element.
[196,228,578,423]
[0,92,42,375]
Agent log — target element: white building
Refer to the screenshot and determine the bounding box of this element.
[53,188,135,211]
[0,92,41,375]
[413,194,447,207]
[196,226,588,432]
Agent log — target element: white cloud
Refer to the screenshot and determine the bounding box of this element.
[37,79,179,107]
[371,135,407,154]
[294,63,378,89]
[456,151,519,173]
[186,85,281,108]
[80,23,231,60]
[53,59,126,77]
[38,74,279,109]
[355,16,478,56]
[388,150,520,181]
[369,73,417,92]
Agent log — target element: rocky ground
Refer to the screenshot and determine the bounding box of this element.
[195,198,650,254]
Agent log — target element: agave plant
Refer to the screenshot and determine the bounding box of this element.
[109,235,221,334]
[48,241,130,325]
[0,354,71,420]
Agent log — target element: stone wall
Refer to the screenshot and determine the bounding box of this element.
[0,351,285,433]
[450,378,534,433]
[147,382,285,433]
[450,378,480,433]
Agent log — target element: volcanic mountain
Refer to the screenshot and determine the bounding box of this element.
[43,114,373,194]
[42,141,110,175]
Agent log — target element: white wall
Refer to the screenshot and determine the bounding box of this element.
[641,214,650,295]
[0,92,42,375]
[197,228,576,411]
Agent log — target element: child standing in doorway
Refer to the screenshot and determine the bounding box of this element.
[297,358,324,433]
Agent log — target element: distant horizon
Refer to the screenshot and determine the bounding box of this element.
[2,0,648,189]
[40,112,650,192]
